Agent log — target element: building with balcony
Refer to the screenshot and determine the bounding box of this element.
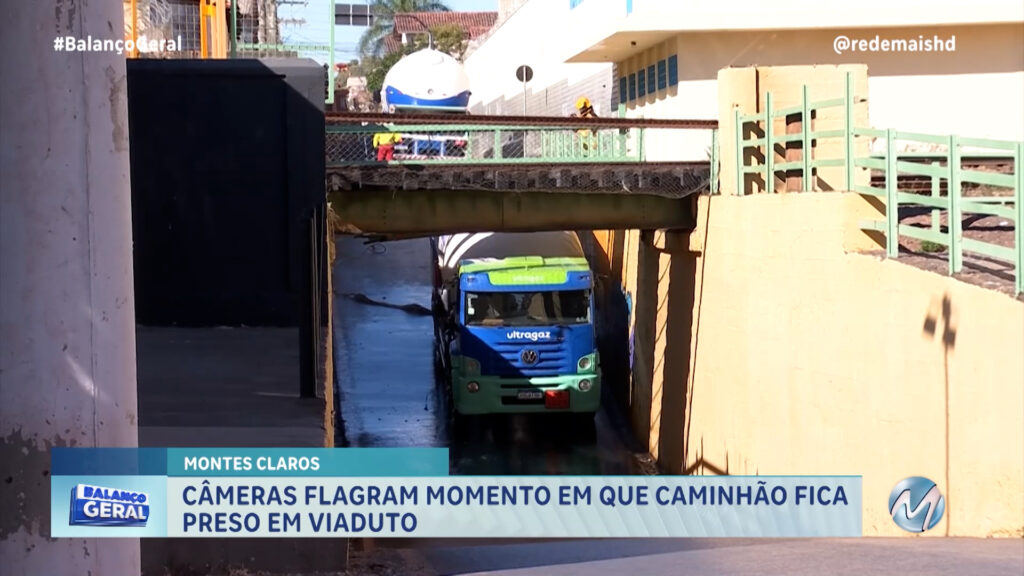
[466,0,1022,159]
[561,0,1023,157]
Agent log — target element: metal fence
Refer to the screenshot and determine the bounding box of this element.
[327,124,645,165]
[123,0,204,57]
[735,72,1024,294]
[326,114,719,165]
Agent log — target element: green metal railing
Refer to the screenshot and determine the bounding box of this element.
[735,72,1023,295]
[734,74,856,194]
[326,124,645,166]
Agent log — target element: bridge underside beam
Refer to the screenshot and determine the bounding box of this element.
[329,189,697,237]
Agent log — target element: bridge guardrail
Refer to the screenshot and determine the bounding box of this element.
[326,123,646,166]
[735,72,1023,295]
[326,115,720,200]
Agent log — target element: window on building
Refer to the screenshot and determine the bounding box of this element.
[668,55,679,86]
[657,60,667,90]
[619,77,627,104]
[628,73,636,101]
[647,65,655,94]
[637,69,645,97]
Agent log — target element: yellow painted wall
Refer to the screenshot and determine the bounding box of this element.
[607,193,1024,537]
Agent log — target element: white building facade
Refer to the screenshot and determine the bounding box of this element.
[467,0,1024,161]
[465,1,618,117]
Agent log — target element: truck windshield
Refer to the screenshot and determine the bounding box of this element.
[464,290,590,326]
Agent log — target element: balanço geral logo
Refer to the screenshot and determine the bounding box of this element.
[889,476,945,532]
[70,484,150,527]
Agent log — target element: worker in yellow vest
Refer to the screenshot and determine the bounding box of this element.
[373,130,401,162]
[571,97,598,154]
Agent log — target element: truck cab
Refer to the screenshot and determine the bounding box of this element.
[431,233,601,416]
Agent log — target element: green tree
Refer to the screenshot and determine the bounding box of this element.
[358,0,451,59]
[365,50,408,97]
[410,23,468,61]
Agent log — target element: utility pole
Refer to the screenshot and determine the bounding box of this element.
[1,1,139,574]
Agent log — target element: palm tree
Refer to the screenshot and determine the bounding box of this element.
[358,0,451,59]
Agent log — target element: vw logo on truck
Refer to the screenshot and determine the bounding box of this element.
[521,349,539,365]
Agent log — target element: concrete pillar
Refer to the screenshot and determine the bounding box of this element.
[0,1,139,574]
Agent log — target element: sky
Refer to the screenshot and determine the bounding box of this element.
[278,0,499,63]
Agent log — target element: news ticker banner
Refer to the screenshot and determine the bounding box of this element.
[51,448,862,538]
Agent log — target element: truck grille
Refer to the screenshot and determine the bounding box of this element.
[490,340,570,377]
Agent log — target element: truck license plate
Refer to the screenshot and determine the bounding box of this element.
[517,390,543,400]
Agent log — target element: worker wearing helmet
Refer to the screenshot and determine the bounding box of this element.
[571,97,599,154]
[574,97,596,118]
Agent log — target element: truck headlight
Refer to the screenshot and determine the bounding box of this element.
[466,381,480,393]
[578,379,592,392]
[464,357,480,375]
[578,355,592,372]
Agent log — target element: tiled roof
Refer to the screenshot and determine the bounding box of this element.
[383,35,404,54]
[392,12,497,38]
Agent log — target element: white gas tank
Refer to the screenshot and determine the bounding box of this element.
[382,48,471,112]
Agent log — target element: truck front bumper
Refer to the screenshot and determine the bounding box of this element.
[452,374,601,415]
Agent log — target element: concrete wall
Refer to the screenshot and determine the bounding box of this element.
[465,0,616,117]
[594,193,1024,537]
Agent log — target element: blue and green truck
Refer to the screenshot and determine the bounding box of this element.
[430,232,601,417]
